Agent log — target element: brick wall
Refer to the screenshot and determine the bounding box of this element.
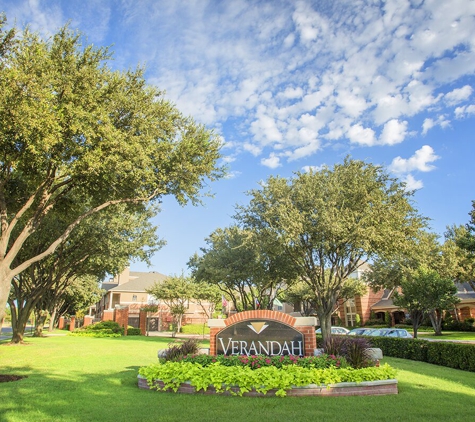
[209,310,317,356]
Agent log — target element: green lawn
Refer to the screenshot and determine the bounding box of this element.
[417,331,475,341]
[1,334,475,422]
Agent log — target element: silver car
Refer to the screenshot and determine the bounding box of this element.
[347,328,375,336]
[315,326,350,335]
[383,329,413,338]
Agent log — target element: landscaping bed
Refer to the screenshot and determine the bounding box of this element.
[138,356,397,397]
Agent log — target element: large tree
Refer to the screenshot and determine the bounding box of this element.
[0,18,223,322]
[366,229,467,335]
[189,225,293,311]
[236,158,424,341]
[393,266,459,337]
[8,202,161,343]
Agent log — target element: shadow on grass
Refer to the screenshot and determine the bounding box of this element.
[0,361,474,422]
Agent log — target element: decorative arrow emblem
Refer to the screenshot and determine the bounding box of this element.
[247,322,269,335]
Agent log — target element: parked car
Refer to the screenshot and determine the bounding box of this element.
[367,328,392,337]
[382,329,413,338]
[315,326,350,335]
[347,328,375,336]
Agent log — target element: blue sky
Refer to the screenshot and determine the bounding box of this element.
[3,0,475,276]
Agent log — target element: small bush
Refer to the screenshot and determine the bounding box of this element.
[342,337,372,369]
[127,328,142,336]
[160,338,201,362]
[70,321,124,337]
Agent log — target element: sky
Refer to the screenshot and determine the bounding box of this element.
[2,0,475,276]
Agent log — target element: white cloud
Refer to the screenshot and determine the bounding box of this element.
[445,85,473,105]
[379,119,408,145]
[302,164,327,173]
[261,153,281,169]
[389,145,440,174]
[347,124,376,146]
[403,174,424,191]
[422,115,450,135]
[243,143,262,157]
[454,104,475,119]
[422,118,435,135]
[5,0,475,164]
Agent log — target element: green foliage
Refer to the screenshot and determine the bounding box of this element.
[147,275,195,333]
[0,16,224,324]
[127,328,142,336]
[176,354,346,370]
[138,361,396,397]
[369,336,475,372]
[442,319,475,332]
[235,158,424,341]
[69,320,124,337]
[189,226,292,312]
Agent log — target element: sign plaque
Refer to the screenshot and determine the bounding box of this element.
[216,319,304,356]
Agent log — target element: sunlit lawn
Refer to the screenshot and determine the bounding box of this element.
[1,334,475,422]
[416,331,475,341]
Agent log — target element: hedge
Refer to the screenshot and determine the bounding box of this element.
[368,337,475,372]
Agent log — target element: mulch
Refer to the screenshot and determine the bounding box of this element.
[0,374,27,383]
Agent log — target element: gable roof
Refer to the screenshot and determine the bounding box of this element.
[371,282,475,311]
[107,271,168,293]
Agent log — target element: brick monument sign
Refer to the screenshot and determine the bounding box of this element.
[208,310,317,357]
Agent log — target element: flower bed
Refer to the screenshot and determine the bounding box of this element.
[138,358,397,397]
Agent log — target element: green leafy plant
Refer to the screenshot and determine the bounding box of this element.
[138,361,397,397]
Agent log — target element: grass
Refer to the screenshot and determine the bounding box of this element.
[1,334,475,422]
[416,331,475,341]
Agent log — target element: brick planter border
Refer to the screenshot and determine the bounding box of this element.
[137,375,398,397]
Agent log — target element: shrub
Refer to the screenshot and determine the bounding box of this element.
[368,336,475,372]
[321,336,374,368]
[342,337,372,369]
[176,354,347,370]
[127,328,142,336]
[69,321,124,337]
[442,319,475,332]
[160,338,201,362]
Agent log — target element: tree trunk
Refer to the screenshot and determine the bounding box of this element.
[429,310,443,336]
[317,309,333,343]
[49,308,58,332]
[411,310,424,339]
[0,267,13,324]
[10,306,30,344]
[34,310,48,337]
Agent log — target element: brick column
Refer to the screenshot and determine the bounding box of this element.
[83,316,94,327]
[115,308,129,336]
[58,316,65,330]
[102,310,115,321]
[69,317,76,331]
[139,310,147,335]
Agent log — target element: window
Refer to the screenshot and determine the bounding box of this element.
[132,295,137,301]
[345,298,357,327]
